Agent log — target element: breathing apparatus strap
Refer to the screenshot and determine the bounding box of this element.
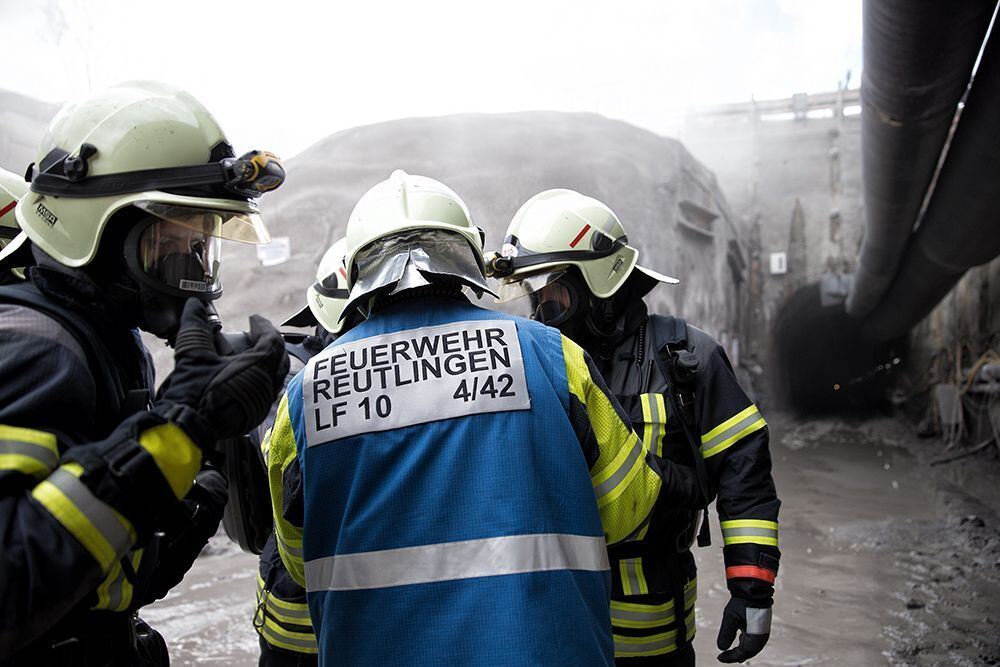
[0,281,131,425]
[648,315,713,548]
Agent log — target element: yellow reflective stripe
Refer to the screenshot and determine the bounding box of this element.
[256,576,313,626]
[561,335,661,544]
[0,426,59,479]
[701,405,758,442]
[139,423,201,499]
[721,519,778,530]
[618,558,649,596]
[654,394,667,457]
[619,561,632,596]
[701,405,767,459]
[256,614,318,655]
[0,425,58,454]
[93,548,141,612]
[613,608,696,657]
[268,394,306,587]
[0,453,52,479]
[591,434,645,507]
[720,519,779,546]
[640,395,654,456]
[32,465,136,571]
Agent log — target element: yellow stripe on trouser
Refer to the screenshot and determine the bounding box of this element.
[0,425,59,479]
[700,405,767,459]
[266,395,307,586]
[720,519,779,546]
[255,576,318,654]
[614,608,697,657]
[613,579,697,657]
[31,463,136,572]
[561,335,661,544]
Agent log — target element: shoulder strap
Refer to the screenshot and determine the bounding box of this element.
[648,314,714,547]
[0,282,126,424]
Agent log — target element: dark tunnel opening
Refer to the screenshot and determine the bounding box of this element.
[772,282,905,413]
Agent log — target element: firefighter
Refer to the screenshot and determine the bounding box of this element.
[0,167,28,283]
[0,81,289,664]
[491,189,781,665]
[264,170,702,665]
[254,237,363,665]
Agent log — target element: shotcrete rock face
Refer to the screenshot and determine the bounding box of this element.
[216,112,738,337]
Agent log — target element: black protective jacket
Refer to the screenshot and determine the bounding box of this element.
[594,301,781,662]
[0,265,212,665]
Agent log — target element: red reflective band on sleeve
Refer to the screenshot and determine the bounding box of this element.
[569,224,591,248]
[725,565,776,584]
[0,201,15,219]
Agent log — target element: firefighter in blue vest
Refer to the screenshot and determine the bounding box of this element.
[491,189,781,665]
[0,81,289,664]
[254,237,363,665]
[264,170,703,666]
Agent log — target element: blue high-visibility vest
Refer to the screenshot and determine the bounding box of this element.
[285,297,613,665]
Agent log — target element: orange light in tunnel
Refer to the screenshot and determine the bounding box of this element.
[833,383,841,391]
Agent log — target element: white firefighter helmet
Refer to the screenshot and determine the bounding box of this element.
[342,170,494,315]
[493,189,678,304]
[0,167,27,250]
[283,237,352,334]
[4,80,284,301]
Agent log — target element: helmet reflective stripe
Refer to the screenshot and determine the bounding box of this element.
[0,168,27,245]
[498,189,678,300]
[14,81,276,268]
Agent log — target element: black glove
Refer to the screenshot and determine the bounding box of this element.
[131,469,229,608]
[717,596,772,663]
[155,299,289,449]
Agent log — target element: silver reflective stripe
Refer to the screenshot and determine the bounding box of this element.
[746,607,772,635]
[257,581,313,625]
[277,533,303,558]
[105,566,126,611]
[593,437,643,500]
[305,533,609,592]
[723,527,777,540]
[258,620,318,653]
[611,604,674,625]
[701,410,761,454]
[0,440,58,469]
[48,468,131,555]
[622,558,642,594]
[647,396,663,457]
[614,630,679,656]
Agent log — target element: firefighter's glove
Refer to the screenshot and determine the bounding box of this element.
[717,596,771,663]
[155,299,289,450]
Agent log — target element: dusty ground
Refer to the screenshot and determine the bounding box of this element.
[145,413,1000,666]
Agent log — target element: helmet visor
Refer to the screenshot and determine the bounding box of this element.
[134,200,271,244]
[496,269,567,303]
[136,216,222,295]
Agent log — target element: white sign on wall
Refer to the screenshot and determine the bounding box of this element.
[256,236,292,267]
[769,252,787,275]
